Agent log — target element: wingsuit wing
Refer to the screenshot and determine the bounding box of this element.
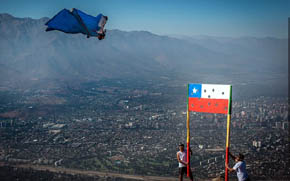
[45,8,107,38]
[45,9,85,34]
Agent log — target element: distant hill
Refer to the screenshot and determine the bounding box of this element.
[0,13,287,97]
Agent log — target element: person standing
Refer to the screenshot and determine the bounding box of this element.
[177,143,193,181]
[225,152,250,181]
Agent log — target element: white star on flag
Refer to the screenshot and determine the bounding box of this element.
[192,88,198,94]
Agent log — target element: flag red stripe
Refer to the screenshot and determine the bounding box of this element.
[188,97,229,114]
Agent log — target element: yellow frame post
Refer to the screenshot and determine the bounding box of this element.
[225,85,232,181]
[186,84,191,177]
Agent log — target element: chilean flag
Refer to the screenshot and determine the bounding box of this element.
[188,84,232,114]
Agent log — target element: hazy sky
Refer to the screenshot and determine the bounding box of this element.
[0,0,289,38]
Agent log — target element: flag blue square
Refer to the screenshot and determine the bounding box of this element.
[188,84,202,98]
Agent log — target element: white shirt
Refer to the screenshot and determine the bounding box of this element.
[97,16,107,34]
[177,149,187,168]
[233,161,248,181]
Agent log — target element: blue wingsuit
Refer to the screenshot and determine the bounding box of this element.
[45,8,107,38]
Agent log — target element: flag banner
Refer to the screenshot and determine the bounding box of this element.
[188,83,231,114]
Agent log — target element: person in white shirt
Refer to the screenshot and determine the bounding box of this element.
[97,16,108,40]
[176,143,193,181]
[225,152,250,181]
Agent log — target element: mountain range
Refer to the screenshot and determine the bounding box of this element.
[0,13,287,97]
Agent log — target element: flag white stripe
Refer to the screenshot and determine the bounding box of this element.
[201,84,230,99]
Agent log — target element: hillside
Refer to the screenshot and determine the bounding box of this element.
[0,13,287,97]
